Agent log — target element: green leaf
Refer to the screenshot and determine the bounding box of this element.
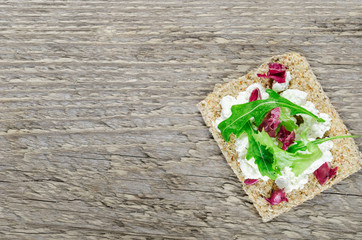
[279,108,298,131]
[312,135,359,145]
[218,89,324,142]
[290,142,322,176]
[252,130,294,170]
[253,129,323,177]
[285,141,305,153]
[287,135,360,153]
[244,121,280,180]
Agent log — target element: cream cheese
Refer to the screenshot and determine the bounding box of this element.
[214,84,334,191]
[297,108,331,141]
[280,89,308,106]
[272,71,291,92]
[235,134,270,181]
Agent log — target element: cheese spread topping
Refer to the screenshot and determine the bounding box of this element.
[214,85,333,193]
[272,71,291,92]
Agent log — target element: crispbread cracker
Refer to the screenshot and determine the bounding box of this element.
[198,52,361,222]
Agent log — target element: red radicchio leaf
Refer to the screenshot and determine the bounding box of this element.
[313,162,338,185]
[257,63,287,83]
[268,63,287,74]
[258,107,281,137]
[249,88,262,102]
[265,189,288,205]
[244,179,258,185]
[277,125,296,150]
[329,166,338,179]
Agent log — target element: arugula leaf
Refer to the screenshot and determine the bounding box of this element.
[218,89,324,142]
[312,135,359,145]
[253,130,323,177]
[287,135,359,153]
[244,121,280,180]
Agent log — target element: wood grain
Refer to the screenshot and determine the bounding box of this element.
[0,0,361,239]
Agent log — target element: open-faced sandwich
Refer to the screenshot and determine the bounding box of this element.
[198,52,361,222]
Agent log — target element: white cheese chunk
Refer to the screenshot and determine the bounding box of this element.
[245,83,270,100]
[272,71,291,92]
[235,134,249,159]
[275,167,310,193]
[238,157,270,181]
[280,88,308,106]
[296,104,331,141]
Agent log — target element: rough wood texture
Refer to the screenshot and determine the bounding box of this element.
[0,1,361,239]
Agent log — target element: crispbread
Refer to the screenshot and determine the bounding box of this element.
[197,52,361,222]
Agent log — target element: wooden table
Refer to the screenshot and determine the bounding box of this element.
[1,1,361,239]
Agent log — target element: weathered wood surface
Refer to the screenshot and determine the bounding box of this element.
[0,0,361,239]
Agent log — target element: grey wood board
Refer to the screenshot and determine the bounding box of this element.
[0,0,361,239]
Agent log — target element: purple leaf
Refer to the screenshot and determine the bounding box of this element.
[244,179,259,185]
[268,63,287,74]
[265,189,288,205]
[249,88,262,102]
[257,63,287,83]
[277,125,295,150]
[313,162,338,185]
[258,107,281,138]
